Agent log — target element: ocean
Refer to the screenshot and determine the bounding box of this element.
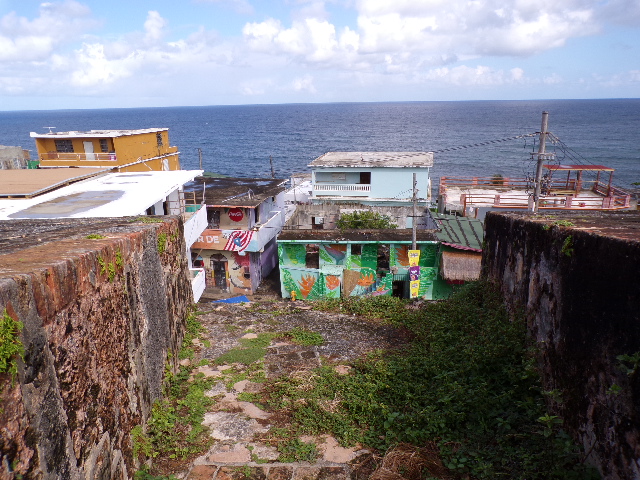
[1,99,638,190]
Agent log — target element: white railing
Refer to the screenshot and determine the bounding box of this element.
[40,152,118,162]
[314,184,371,192]
[190,268,206,302]
[251,209,285,251]
[183,204,208,248]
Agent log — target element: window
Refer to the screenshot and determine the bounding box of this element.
[207,209,220,229]
[305,244,319,269]
[156,132,163,147]
[55,139,74,153]
[351,244,362,256]
[360,172,371,184]
[99,139,109,153]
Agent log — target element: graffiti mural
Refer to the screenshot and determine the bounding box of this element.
[278,240,440,300]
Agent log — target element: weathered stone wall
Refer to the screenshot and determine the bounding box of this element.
[482,211,640,480]
[0,217,192,480]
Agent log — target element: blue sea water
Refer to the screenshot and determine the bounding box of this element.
[1,99,638,189]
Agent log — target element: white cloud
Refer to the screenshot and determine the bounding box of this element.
[423,65,527,86]
[143,11,167,46]
[292,74,317,93]
[0,1,97,62]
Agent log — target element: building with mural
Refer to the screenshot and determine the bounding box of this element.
[309,152,433,212]
[186,176,287,295]
[30,128,181,172]
[277,229,454,300]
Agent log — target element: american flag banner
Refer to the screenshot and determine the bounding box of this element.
[223,230,254,252]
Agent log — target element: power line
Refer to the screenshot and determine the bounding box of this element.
[431,133,539,153]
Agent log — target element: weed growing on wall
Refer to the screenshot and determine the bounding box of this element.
[0,309,24,384]
[265,283,598,479]
[157,233,168,254]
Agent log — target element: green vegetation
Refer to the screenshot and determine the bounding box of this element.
[277,438,319,463]
[561,236,574,257]
[336,210,398,230]
[284,327,324,346]
[213,332,277,365]
[490,173,505,186]
[136,217,164,223]
[0,309,24,383]
[132,310,215,468]
[86,234,106,239]
[617,352,640,376]
[264,283,597,479]
[157,233,168,254]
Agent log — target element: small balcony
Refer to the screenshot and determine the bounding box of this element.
[40,152,118,162]
[313,183,371,197]
[183,204,208,249]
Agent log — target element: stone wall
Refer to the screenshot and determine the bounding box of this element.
[0,217,192,480]
[482,211,640,480]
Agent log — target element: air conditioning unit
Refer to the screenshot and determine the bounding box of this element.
[315,216,324,224]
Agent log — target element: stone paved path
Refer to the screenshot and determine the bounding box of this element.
[170,298,409,480]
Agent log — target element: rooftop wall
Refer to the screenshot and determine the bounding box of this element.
[0,217,192,479]
[482,211,640,479]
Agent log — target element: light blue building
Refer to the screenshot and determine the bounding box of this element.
[309,152,433,207]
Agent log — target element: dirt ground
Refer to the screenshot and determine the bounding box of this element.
[171,278,413,480]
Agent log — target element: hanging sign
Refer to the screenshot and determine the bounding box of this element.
[409,266,420,282]
[410,280,420,298]
[408,250,421,267]
[228,208,244,222]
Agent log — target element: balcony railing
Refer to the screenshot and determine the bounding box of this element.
[40,152,118,162]
[190,268,206,302]
[313,184,371,195]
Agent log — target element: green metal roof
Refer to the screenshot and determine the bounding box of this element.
[433,213,484,251]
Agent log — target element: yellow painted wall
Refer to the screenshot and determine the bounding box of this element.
[34,130,181,171]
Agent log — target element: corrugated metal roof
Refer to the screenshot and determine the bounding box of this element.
[309,152,434,168]
[433,213,484,251]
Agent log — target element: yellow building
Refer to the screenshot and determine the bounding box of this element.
[30,128,180,172]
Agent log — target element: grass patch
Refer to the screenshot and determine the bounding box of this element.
[284,327,324,346]
[132,309,215,472]
[214,332,277,365]
[264,282,598,479]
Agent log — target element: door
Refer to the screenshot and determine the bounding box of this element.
[83,141,95,161]
[210,256,228,289]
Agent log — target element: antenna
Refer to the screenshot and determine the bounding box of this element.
[43,127,56,133]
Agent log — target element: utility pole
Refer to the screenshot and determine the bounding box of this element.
[531,111,549,213]
[198,148,203,170]
[412,173,417,250]
[269,156,275,178]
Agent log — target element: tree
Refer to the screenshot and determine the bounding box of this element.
[336,211,398,230]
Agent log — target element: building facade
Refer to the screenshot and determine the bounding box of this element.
[309,152,433,212]
[186,177,287,296]
[277,230,453,300]
[30,128,180,172]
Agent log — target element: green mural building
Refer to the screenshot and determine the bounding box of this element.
[277,229,451,300]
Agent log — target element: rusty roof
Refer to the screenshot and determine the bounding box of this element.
[183,177,287,208]
[278,229,438,242]
[309,152,434,168]
[0,168,111,198]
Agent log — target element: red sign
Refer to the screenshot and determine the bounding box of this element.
[228,208,244,222]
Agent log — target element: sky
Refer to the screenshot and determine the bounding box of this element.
[0,0,639,110]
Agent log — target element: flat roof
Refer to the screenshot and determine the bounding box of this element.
[0,168,111,198]
[309,152,434,168]
[183,177,287,209]
[278,229,438,242]
[0,170,202,220]
[30,128,169,139]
